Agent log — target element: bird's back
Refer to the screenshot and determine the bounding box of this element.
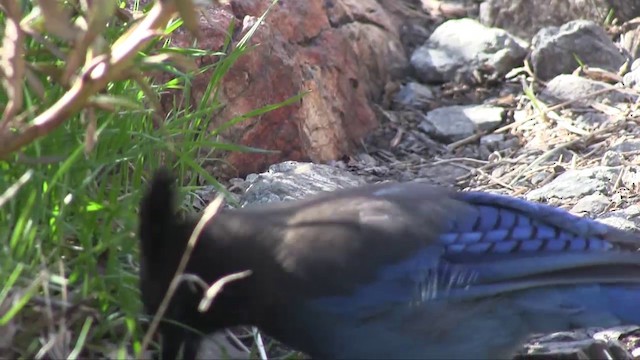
[262,183,640,359]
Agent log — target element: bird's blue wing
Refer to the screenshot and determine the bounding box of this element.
[310,187,640,314]
[440,191,640,295]
[281,184,640,359]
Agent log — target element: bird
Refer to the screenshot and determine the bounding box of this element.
[138,168,640,360]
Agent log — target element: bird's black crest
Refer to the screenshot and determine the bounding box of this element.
[139,168,199,359]
[139,168,178,262]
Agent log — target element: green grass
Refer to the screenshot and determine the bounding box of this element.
[0,0,300,358]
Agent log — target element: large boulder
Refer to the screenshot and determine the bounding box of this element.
[162,0,409,178]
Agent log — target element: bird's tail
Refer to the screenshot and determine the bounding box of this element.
[504,283,640,333]
[604,285,640,325]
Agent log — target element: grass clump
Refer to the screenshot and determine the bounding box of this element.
[0,0,296,358]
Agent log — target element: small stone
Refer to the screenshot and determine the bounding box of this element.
[411,18,527,84]
[526,167,621,201]
[575,112,607,128]
[530,171,551,186]
[481,133,505,149]
[240,161,366,206]
[491,165,506,178]
[623,59,640,89]
[357,153,378,167]
[621,166,640,190]
[612,139,640,152]
[421,105,504,142]
[531,20,626,81]
[541,75,634,107]
[418,164,469,185]
[601,151,623,166]
[393,82,437,109]
[570,192,610,214]
[598,216,638,232]
[501,137,521,150]
[245,173,259,183]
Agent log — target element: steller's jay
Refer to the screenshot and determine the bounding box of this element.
[138,169,640,359]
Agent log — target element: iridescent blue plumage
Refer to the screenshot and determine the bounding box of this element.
[442,191,622,255]
[300,186,640,359]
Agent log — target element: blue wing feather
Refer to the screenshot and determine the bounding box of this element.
[441,191,633,257]
[312,189,640,314]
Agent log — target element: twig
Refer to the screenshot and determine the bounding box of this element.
[198,270,252,312]
[508,123,622,185]
[448,160,514,190]
[441,82,616,151]
[0,0,179,157]
[475,167,514,190]
[430,157,489,166]
[612,166,626,192]
[494,87,632,134]
[447,131,487,150]
[225,329,252,353]
[252,327,268,360]
[0,169,33,208]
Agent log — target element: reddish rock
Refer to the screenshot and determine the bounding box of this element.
[163,0,408,178]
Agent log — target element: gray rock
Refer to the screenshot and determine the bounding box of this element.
[612,139,640,152]
[531,20,626,81]
[621,30,640,63]
[526,166,621,201]
[601,150,623,167]
[530,171,552,186]
[393,82,437,109]
[622,59,640,89]
[240,161,367,206]
[601,205,640,230]
[540,74,634,107]
[417,163,470,187]
[399,20,431,54]
[411,18,527,84]
[198,333,249,360]
[621,166,640,190]
[480,133,505,150]
[570,192,610,214]
[355,153,378,167]
[480,0,640,41]
[420,105,504,142]
[575,112,608,128]
[411,47,460,84]
[623,67,640,89]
